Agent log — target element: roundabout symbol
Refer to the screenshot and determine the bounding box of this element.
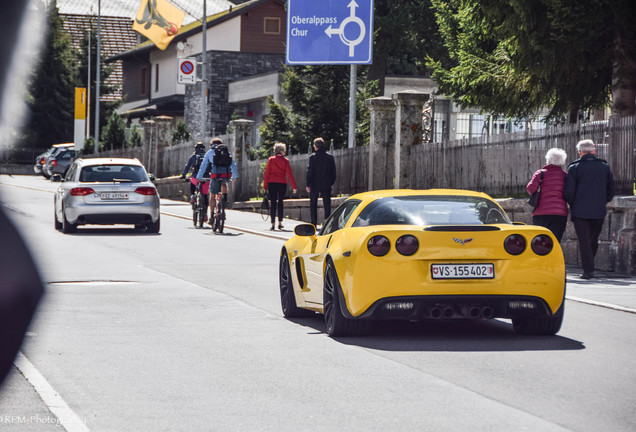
[324,0,366,57]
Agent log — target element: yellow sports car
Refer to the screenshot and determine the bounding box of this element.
[279,189,565,337]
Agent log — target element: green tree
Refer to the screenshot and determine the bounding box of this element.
[22,0,78,148]
[76,22,121,143]
[259,65,378,154]
[427,0,636,122]
[171,121,192,145]
[370,0,450,93]
[101,111,127,149]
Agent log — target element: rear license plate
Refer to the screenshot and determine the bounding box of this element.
[100,192,129,200]
[431,263,494,279]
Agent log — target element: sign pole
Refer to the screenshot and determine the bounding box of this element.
[201,0,207,142]
[348,64,356,148]
[94,0,101,154]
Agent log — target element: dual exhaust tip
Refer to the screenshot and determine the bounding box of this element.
[427,305,494,320]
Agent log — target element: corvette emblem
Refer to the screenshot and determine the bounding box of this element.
[453,237,473,246]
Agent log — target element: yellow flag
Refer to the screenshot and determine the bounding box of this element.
[133,0,186,50]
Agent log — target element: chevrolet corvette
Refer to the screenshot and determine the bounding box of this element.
[279,189,565,337]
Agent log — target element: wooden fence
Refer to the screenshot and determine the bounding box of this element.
[95,115,634,199]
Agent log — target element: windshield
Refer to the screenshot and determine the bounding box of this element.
[352,195,510,227]
[80,165,148,183]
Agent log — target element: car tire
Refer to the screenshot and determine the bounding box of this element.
[53,201,62,231]
[279,250,313,318]
[512,302,564,335]
[61,206,76,234]
[145,216,160,234]
[323,259,371,337]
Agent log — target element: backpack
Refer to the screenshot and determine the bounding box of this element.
[212,144,232,167]
[193,152,205,174]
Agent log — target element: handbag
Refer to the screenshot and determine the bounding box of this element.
[260,193,270,211]
[527,170,544,208]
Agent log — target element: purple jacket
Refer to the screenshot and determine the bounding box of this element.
[527,164,568,217]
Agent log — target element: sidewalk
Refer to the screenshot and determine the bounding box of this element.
[161,197,636,314]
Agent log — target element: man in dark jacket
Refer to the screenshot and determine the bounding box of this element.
[306,137,337,226]
[564,139,615,279]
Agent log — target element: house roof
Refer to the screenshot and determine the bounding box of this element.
[61,14,138,102]
[56,0,235,26]
[108,0,282,61]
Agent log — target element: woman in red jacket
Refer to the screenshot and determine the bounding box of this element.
[526,148,568,242]
[264,142,297,231]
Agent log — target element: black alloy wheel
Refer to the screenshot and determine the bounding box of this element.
[323,260,371,337]
[279,251,313,318]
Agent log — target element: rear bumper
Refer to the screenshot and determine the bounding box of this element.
[65,198,160,225]
[350,294,562,321]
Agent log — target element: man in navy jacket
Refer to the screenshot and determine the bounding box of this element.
[564,139,615,279]
[306,137,336,226]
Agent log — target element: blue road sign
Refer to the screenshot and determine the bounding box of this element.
[286,0,374,65]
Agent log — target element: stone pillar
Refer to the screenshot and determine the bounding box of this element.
[229,119,254,202]
[155,116,172,178]
[141,120,155,175]
[365,97,396,190]
[392,91,429,189]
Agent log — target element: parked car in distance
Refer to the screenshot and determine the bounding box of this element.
[279,189,565,337]
[34,143,74,176]
[43,147,76,179]
[53,158,160,234]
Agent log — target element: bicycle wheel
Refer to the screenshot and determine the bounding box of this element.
[215,198,225,233]
[196,193,205,228]
[192,192,198,227]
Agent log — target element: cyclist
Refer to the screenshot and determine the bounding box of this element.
[181,142,207,199]
[195,137,238,225]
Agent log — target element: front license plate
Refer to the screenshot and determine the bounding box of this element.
[100,192,129,200]
[431,263,494,279]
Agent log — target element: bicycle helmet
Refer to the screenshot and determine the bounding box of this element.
[194,142,205,152]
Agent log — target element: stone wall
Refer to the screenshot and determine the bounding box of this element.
[185,51,285,140]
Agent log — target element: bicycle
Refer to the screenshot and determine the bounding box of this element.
[210,179,227,233]
[192,178,209,229]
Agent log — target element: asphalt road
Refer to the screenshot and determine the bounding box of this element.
[1,174,635,432]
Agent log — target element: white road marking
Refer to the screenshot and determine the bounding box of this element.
[566,296,636,314]
[14,353,90,432]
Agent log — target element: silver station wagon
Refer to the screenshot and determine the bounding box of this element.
[53,158,160,233]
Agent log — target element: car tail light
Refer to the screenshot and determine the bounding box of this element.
[50,159,57,167]
[503,234,526,255]
[531,234,553,255]
[135,187,157,195]
[396,235,419,256]
[40,158,45,164]
[70,187,94,196]
[367,235,390,256]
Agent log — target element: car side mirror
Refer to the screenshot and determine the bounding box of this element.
[51,174,62,182]
[148,173,156,182]
[294,224,316,237]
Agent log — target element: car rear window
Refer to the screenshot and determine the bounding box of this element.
[79,165,147,183]
[352,195,510,227]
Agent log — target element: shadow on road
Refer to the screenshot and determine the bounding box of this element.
[287,315,585,352]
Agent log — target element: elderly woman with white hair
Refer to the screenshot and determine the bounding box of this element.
[526,147,569,242]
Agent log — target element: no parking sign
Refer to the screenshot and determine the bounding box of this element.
[177,58,196,84]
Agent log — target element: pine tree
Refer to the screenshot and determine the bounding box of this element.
[22,0,78,148]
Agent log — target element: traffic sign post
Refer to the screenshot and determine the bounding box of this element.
[286,0,374,65]
[177,57,196,84]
